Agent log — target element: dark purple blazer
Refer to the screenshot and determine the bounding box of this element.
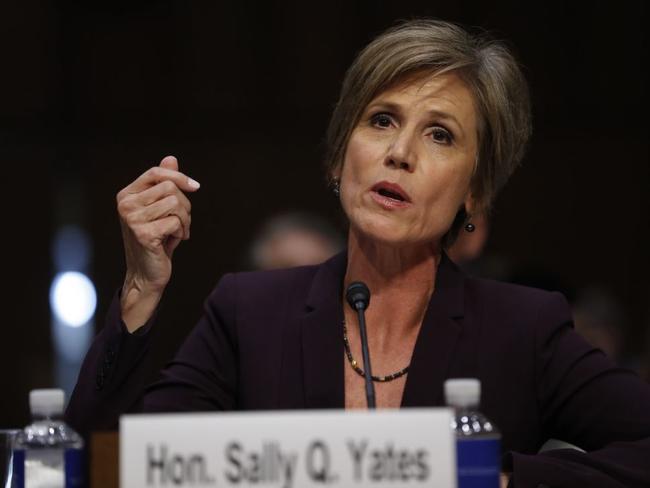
[67,252,650,487]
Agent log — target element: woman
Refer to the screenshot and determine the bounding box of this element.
[67,20,650,487]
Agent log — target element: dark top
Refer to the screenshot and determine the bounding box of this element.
[66,252,650,488]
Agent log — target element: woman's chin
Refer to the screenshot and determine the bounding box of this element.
[350,218,433,249]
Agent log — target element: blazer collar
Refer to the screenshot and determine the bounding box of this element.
[300,251,465,408]
[401,253,465,407]
[300,252,347,408]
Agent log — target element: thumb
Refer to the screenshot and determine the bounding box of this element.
[159,155,179,172]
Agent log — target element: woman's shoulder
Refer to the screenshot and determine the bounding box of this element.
[466,274,567,301]
[463,273,572,324]
[205,262,325,312]
[233,264,322,295]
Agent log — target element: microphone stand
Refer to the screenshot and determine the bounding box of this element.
[346,281,376,410]
[354,302,376,409]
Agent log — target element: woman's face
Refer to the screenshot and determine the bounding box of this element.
[338,71,479,248]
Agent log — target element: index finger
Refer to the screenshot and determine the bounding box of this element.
[125,166,201,195]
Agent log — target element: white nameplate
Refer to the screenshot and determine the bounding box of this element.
[120,408,456,488]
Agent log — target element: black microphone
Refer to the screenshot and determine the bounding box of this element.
[345,282,376,409]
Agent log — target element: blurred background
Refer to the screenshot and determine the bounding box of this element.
[1,1,648,427]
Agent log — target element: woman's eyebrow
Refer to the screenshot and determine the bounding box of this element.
[365,101,402,115]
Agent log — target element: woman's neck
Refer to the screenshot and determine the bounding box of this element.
[344,228,441,341]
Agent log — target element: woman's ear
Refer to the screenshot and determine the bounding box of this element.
[463,193,477,218]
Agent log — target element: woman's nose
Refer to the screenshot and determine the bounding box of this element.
[385,128,417,172]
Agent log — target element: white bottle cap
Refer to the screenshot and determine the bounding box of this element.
[444,378,481,408]
[30,389,65,417]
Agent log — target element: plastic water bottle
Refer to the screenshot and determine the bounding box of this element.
[13,389,84,487]
[444,378,501,488]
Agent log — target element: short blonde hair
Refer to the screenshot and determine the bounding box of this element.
[325,19,532,244]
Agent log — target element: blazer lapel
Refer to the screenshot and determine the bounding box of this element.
[300,252,347,408]
[401,254,465,407]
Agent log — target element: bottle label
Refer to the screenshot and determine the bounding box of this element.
[64,448,84,487]
[12,449,24,487]
[456,437,501,488]
[11,448,84,487]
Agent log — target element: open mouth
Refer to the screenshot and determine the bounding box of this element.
[377,188,406,202]
[371,181,411,203]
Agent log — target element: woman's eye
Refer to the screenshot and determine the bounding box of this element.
[370,113,392,128]
[431,127,452,144]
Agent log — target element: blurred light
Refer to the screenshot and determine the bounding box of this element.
[50,272,97,327]
[52,225,91,271]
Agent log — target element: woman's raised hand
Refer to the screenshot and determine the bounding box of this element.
[116,155,200,332]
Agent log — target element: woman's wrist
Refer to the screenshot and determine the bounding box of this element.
[120,276,165,333]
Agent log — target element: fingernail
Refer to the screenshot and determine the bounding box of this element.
[188,178,201,189]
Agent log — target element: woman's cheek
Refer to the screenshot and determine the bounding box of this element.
[340,157,367,211]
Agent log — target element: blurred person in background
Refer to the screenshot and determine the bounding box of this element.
[248,212,344,270]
